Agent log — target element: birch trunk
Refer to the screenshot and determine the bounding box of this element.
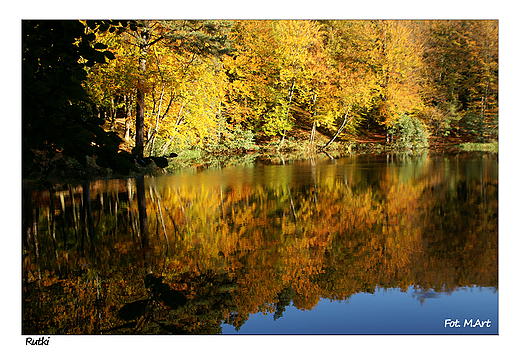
[309,92,318,144]
[147,82,166,155]
[322,106,352,150]
[124,94,133,141]
[280,78,296,146]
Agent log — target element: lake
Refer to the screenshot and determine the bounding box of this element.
[22,152,498,335]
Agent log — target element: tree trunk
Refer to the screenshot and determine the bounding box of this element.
[69,185,79,244]
[136,174,149,248]
[309,92,317,144]
[136,175,151,270]
[322,106,352,150]
[47,189,59,263]
[109,96,117,131]
[82,181,95,252]
[480,72,490,142]
[153,186,169,251]
[136,29,150,158]
[124,94,133,141]
[310,121,316,144]
[280,77,296,146]
[160,102,185,154]
[23,188,33,250]
[147,82,166,156]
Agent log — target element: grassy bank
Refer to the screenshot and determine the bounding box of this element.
[24,128,498,184]
[457,141,498,153]
[167,133,348,173]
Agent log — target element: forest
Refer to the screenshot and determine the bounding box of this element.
[22,20,498,179]
[21,19,499,336]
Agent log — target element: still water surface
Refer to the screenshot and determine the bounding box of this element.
[22,153,498,334]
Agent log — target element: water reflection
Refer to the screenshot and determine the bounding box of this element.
[222,285,498,334]
[22,153,498,334]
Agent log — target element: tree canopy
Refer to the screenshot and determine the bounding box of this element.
[23,20,498,177]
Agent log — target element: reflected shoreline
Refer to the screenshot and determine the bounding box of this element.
[222,285,498,334]
[22,153,498,334]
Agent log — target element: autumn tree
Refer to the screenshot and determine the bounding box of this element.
[85,28,140,141]
[123,20,232,159]
[222,21,280,131]
[318,20,380,146]
[366,20,428,127]
[144,44,229,155]
[423,20,498,141]
[223,21,330,144]
[271,20,323,145]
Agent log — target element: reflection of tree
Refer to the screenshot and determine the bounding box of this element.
[103,274,188,334]
[412,288,441,305]
[22,154,498,334]
[81,180,96,254]
[136,175,149,251]
[175,270,238,334]
[273,287,295,320]
[106,270,237,334]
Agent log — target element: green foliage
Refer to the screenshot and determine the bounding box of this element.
[458,114,499,142]
[458,141,498,153]
[387,115,429,150]
[423,21,498,141]
[208,125,258,152]
[353,142,387,154]
[263,112,293,137]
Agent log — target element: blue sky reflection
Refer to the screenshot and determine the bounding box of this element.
[221,285,498,334]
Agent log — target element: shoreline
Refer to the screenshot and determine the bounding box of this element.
[22,138,498,186]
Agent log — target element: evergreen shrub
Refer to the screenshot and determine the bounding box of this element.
[208,125,258,152]
[387,115,429,150]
